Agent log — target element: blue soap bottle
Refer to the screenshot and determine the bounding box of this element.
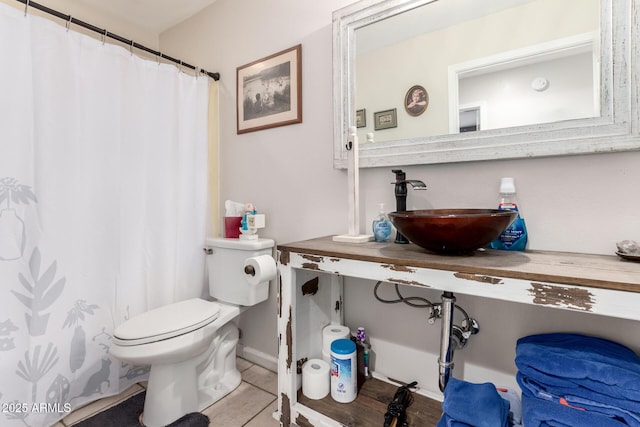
[490,178,528,251]
[372,203,392,242]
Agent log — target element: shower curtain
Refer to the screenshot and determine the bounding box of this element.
[0,4,210,426]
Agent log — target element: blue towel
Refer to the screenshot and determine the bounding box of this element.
[515,333,640,401]
[518,373,640,424]
[522,394,631,427]
[436,413,473,427]
[437,378,509,427]
[519,373,640,425]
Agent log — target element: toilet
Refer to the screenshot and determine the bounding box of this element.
[110,237,275,427]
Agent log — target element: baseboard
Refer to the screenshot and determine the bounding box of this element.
[237,344,278,373]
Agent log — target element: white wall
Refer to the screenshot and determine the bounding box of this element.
[161,0,640,395]
[160,0,356,367]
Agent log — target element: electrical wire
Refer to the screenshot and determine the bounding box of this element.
[374,281,435,308]
[383,381,417,427]
[373,281,472,325]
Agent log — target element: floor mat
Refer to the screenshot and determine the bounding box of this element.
[74,392,210,427]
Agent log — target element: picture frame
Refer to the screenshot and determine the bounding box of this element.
[404,85,429,116]
[356,109,366,128]
[237,44,302,134]
[374,108,397,130]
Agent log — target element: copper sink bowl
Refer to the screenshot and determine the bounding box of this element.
[388,209,517,253]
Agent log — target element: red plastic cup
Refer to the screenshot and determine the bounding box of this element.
[224,216,243,238]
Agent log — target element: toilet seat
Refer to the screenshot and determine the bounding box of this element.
[113,298,220,346]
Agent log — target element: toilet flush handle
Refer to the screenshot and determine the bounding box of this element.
[244,265,255,276]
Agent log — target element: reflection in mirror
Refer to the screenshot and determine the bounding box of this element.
[355,0,599,144]
[333,0,639,169]
[450,32,599,133]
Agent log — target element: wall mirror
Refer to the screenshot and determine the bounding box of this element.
[332,0,640,169]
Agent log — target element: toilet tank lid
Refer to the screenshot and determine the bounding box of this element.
[206,237,275,250]
[113,298,220,342]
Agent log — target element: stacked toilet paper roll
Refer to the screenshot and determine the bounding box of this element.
[243,254,277,286]
[302,359,330,400]
[322,324,350,362]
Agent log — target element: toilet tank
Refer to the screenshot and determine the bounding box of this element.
[205,237,275,306]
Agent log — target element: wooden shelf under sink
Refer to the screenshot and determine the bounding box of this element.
[297,378,443,426]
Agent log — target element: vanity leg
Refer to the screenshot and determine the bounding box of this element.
[277,256,297,426]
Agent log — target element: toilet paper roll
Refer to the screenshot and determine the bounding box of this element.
[244,255,276,286]
[322,324,351,355]
[302,359,330,400]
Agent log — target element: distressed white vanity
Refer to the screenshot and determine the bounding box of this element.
[275,236,640,426]
[275,0,640,424]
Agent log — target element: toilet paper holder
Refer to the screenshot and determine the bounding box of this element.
[244,265,255,276]
[202,250,270,279]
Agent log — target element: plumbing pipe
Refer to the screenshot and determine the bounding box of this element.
[438,291,456,392]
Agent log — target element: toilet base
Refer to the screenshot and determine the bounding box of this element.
[140,315,241,427]
[142,364,241,427]
[196,322,242,411]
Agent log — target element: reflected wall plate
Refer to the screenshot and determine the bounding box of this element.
[531,77,549,91]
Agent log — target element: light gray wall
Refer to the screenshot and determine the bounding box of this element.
[161,0,640,394]
[160,0,356,365]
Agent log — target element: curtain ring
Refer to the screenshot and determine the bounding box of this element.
[130,40,134,56]
[179,60,183,73]
[101,29,107,46]
[157,52,162,65]
[66,15,72,32]
[24,0,30,17]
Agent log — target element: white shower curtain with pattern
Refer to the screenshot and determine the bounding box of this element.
[0,4,210,426]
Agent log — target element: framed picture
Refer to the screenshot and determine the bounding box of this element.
[356,109,366,128]
[374,108,397,130]
[237,44,302,134]
[404,85,429,116]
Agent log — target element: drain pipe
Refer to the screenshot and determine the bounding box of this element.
[438,291,457,392]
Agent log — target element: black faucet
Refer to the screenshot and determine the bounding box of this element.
[392,169,427,244]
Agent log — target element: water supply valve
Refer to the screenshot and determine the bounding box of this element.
[461,318,480,338]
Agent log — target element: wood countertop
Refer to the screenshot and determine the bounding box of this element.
[278,236,640,294]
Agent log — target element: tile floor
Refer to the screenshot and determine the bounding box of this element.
[54,358,280,427]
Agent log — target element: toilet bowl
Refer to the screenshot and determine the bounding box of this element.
[109,237,275,427]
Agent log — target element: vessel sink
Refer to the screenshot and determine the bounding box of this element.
[388,209,517,253]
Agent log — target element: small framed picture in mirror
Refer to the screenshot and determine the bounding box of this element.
[374,108,397,130]
[356,109,366,128]
[404,85,429,116]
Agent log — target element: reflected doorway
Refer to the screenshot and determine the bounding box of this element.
[459,105,482,133]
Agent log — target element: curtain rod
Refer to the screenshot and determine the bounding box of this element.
[16,0,220,81]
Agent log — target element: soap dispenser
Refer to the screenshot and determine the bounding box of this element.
[372,203,392,242]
